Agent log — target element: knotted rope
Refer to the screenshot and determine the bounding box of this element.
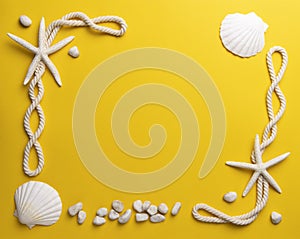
[22,12,127,176]
[192,46,288,225]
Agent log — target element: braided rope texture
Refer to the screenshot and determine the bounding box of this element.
[192,46,288,226]
[23,12,127,176]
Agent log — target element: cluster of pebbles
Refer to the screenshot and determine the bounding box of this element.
[68,200,181,226]
[68,202,86,224]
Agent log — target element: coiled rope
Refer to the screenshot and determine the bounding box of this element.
[192,46,288,225]
[22,12,127,176]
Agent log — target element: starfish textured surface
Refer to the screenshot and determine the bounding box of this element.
[7,17,74,86]
[226,134,290,197]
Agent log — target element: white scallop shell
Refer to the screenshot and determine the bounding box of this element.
[220,12,268,58]
[14,181,62,229]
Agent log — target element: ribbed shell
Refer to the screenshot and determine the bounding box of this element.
[14,181,62,229]
[220,12,268,58]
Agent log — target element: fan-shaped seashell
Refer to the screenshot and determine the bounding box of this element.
[220,12,268,58]
[14,181,62,229]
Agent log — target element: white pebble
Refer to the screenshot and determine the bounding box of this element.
[68,202,83,216]
[108,209,119,220]
[77,210,87,224]
[133,200,143,213]
[147,205,158,216]
[150,214,165,223]
[96,207,108,217]
[68,46,80,58]
[93,216,106,226]
[118,209,132,224]
[135,213,149,222]
[112,200,124,213]
[19,15,32,27]
[271,211,282,225]
[171,202,181,216]
[158,203,169,214]
[223,191,237,203]
[142,201,151,211]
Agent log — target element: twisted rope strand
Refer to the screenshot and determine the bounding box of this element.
[23,12,127,176]
[23,62,46,176]
[192,46,288,225]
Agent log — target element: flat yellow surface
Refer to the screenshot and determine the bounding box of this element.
[1,0,300,238]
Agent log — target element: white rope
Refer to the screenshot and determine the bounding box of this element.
[192,46,288,225]
[22,12,127,176]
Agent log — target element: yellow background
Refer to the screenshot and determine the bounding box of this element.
[1,0,300,238]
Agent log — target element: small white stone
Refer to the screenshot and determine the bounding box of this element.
[147,205,158,216]
[271,211,282,225]
[108,209,119,220]
[135,213,149,222]
[150,214,165,223]
[68,46,80,58]
[93,216,106,226]
[68,202,83,216]
[112,200,124,213]
[133,200,143,213]
[77,210,87,224]
[118,209,132,224]
[223,191,237,203]
[171,202,181,216]
[142,201,151,211]
[158,203,168,214]
[19,15,32,27]
[96,207,108,217]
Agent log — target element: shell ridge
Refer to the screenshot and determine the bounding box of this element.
[26,184,61,220]
[14,181,62,228]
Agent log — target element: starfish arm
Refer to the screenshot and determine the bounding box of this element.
[24,54,41,85]
[262,170,282,193]
[254,134,262,164]
[41,54,62,86]
[39,17,46,49]
[46,36,75,55]
[7,33,38,53]
[264,152,290,168]
[226,161,257,170]
[242,171,260,197]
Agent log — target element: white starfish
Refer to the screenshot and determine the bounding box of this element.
[7,17,74,86]
[226,134,290,197]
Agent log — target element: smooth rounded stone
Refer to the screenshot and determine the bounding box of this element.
[108,209,119,220]
[19,15,32,27]
[271,211,282,225]
[135,213,149,222]
[171,202,181,216]
[158,203,168,215]
[68,46,80,58]
[223,191,237,203]
[150,214,165,223]
[147,205,158,216]
[118,209,132,224]
[77,210,86,224]
[142,201,151,211]
[68,202,83,216]
[96,207,108,217]
[133,200,143,213]
[93,216,106,226]
[112,200,124,213]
